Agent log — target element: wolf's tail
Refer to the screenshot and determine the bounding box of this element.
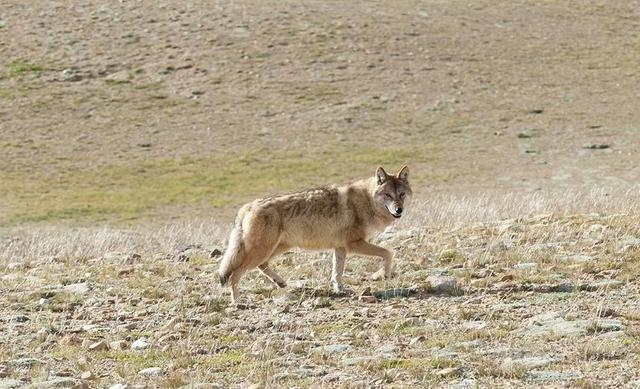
[218,211,246,286]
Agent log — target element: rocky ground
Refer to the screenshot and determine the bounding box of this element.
[2,213,639,388]
[2,1,640,388]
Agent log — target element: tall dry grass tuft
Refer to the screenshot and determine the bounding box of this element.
[404,187,640,228]
[0,219,228,263]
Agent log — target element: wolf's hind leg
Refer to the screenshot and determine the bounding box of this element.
[346,240,393,281]
[228,268,246,304]
[257,244,289,288]
[331,248,347,292]
[258,263,287,288]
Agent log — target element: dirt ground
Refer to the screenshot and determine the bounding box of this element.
[1,1,640,388]
[2,0,640,225]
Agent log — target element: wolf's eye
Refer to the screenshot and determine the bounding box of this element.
[384,193,393,199]
[399,192,405,199]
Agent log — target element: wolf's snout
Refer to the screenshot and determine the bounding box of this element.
[396,207,403,215]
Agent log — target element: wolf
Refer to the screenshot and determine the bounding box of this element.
[218,165,412,303]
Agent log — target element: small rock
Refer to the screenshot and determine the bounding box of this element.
[209,249,223,258]
[437,367,461,378]
[138,367,163,377]
[358,295,378,304]
[513,262,536,270]
[372,288,414,299]
[377,344,397,356]
[310,344,350,354]
[87,340,109,352]
[426,275,462,295]
[0,379,24,389]
[80,371,95,380]
[105,70,132,84]
[583,280,623,291]
[409,335,426,347]
[582,143,610,150]
[29,377,78,388]
[591,319,625,333]
[9,358,41,368]
[527,370,583,382]
[108,385,128,389]
[502,356,554,371]
[64,282,91,295]
[131,337,150,350]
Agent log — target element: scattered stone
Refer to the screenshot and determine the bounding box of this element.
[80,371,95,380]
[583,280,623,291]
[426,275,463,295]
[28,377,78,388]
[310,344,350,354]
[10,315,29,323]
[105,70,132,84]
[108,384,128,389]
[582,143,610,150]
[436,367,461,378]
[519,312,587,338]
[358,295,378,303]
[9,358,41,369]
[87,340,109,352]
[526,370,583,382]
[64,282,91,295]
[501,356,554,371]
[209,249,223,258]
[409,335,426,347]
[131,337,150,350]
[61,68,83,82]
[138,367,163,377]
[463,320,486,330]
[372,287,414,299]
[518,312,624,338]
[591,319,625,333]
[513,262,536,270]
[376,344,397,356]
[0,379,24,389]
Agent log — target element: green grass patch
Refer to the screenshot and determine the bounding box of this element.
[6,61,44,78]
[0,145,427,226]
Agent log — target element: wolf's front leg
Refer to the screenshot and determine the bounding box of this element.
[346,240,393,281]
[331,248,347,292]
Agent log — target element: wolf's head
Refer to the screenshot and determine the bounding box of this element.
[373,165,412,219]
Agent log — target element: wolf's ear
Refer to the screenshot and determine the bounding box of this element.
[376,166,388,185]
[397,165,409,182]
